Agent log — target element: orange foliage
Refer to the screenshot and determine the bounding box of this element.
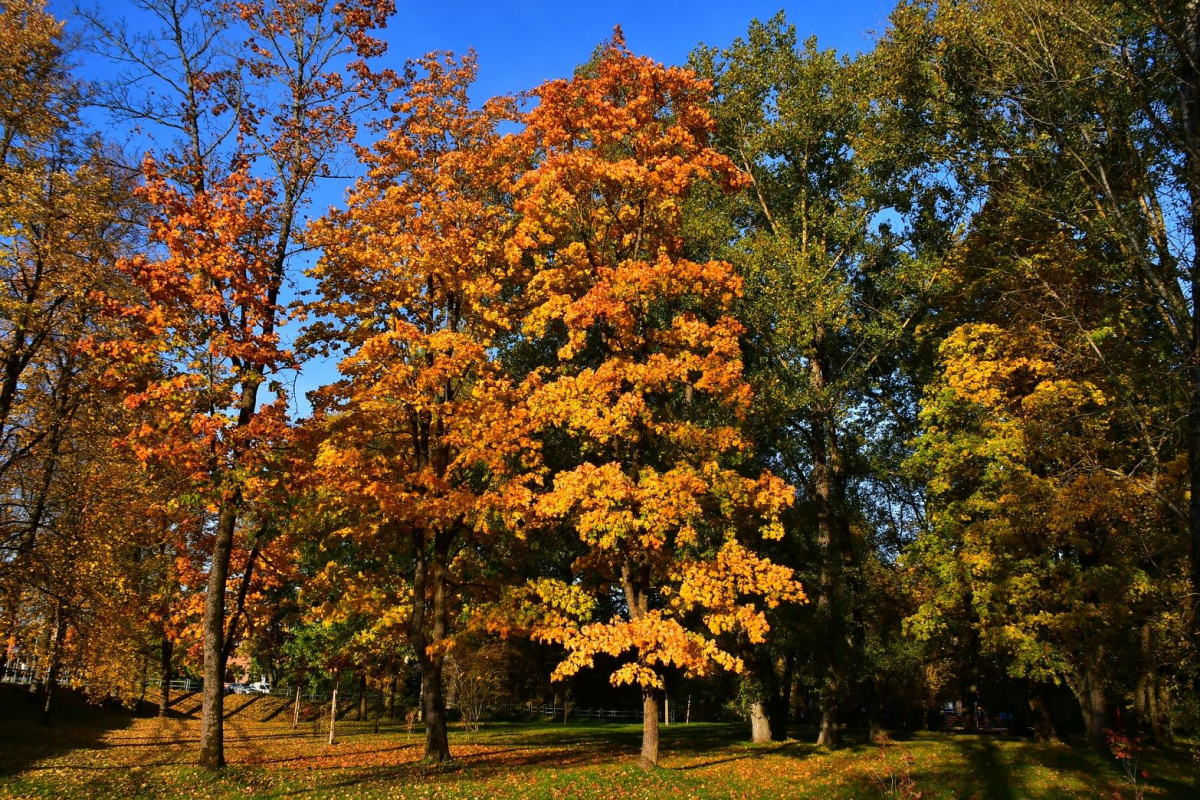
[305,50,536,553]
[504,34,804,690]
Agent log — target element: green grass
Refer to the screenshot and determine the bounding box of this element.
[1,685,1196,798]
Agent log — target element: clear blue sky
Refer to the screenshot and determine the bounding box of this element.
[375,1,895,100]
[61,1,897,102]
[58,0,899,415]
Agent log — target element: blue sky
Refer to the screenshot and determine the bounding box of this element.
[373,1,895,100]
[58,0,898,415]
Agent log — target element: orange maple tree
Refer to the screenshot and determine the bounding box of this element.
[88,0,395,768]
[506,34,805,769]
[303,52,536,762]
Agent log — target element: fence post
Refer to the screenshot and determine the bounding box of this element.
[328,679,339,745]
[293,685,301,730]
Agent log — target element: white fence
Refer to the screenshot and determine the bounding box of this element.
[1,666,35,685]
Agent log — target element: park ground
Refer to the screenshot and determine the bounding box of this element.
[1,685,1197,799]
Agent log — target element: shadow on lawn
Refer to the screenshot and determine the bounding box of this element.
[1006,737,1199,800]
[498,721,747,755]
[292,723,747,793]
[677,740,800,770]
[310,744,616,793]
[221,693,264,720]
[0,684,135,778]
[938,736,1019,800]
[1141,744,1200,798]
[915,734,1196,800]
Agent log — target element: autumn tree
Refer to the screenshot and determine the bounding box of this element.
[0,138,140,659]
[85,0,395,768]
[0,0,84,484]
[0,2,159,715]
[908,309,1184,748]
[688,13,943,746]
[508,35,804,770]
[303,52,534,762]
[896,83,1189,746]
[876,0,1196,742]
[0,0,127,552]
[883,0,1198,657]
[9,396,181,724]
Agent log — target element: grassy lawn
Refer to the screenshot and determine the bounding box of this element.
[1,686,1197,798]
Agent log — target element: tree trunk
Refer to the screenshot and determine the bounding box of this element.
[769,653,793,742]
[138,655,148,709]
[1083,682,1107,750]
[620,556,662,768]
[293,685,301,730]
[410,528,452,763]
[198,498,239,769]
[1028,691,1057,743]
[749,698,772,744]
[1154,682,1171,744]
[420,659,450,761]
[809,332,858,750]
[27,618,51,696]
[865,678,885,744]
[745,648,784,743]
[1135,625,1168,743]
[1069,655,1108,750]
[639,686,660,770]
[39,613,66,725]
[386,671,397,720]
[159,636,173,718]
[0,600,12,678]
[817,680,840,748]
[358,673,367,721]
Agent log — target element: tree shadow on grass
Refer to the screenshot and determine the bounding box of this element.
[1007,738,1198,800]
[222,693,264,720]
[281,725,692,793]
[305,742,626,794]
[917,735,1136,800]
[0,684,135,778]
[495,721,747,755]
[936,736,1018,800]
[1139,744,1200,799]
[783,725,903,753]
[146,689,203,719]
[675,740,799,770]
[294,723,814,795]
[258,698,295,723]
[166,691,204,718]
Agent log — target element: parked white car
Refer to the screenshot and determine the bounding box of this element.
[247,681,272,694]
